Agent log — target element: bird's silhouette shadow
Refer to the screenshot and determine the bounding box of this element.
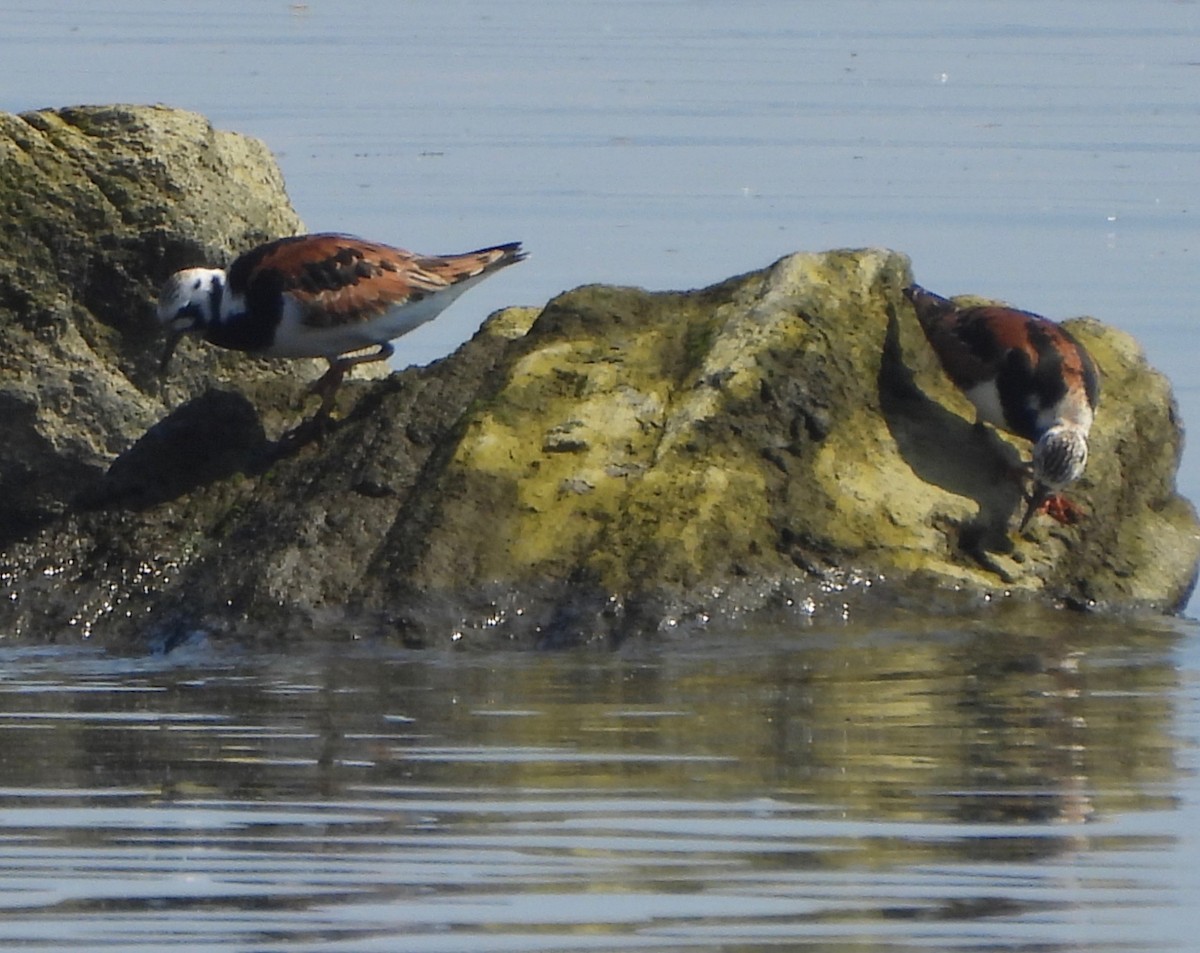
[878,304,1026,559]
[76,389,320,512]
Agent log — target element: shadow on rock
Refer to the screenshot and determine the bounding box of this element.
[878,306,1024,559]
[77,389,274,510]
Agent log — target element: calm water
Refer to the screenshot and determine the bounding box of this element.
[0,617,1197,952]
[3,1,1200,949]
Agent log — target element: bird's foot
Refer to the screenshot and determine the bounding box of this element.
[276,412,330,451]
[294,357,348,422]
[274,366,346,448]
[1019,490,1085,532]
[1038,493,1085,526]
[289,347,392,443]
[305,363,346,416]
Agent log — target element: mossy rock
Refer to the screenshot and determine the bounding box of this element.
[0,104,1195,646]
[356,248,1198,631]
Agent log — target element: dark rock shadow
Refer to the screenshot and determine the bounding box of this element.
[878,305,1025,559]
[76,389,281,511]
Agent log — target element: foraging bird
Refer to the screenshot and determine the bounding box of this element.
[903,284,1100,529]
[157,232,525,421]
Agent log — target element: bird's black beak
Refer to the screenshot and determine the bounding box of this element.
[1019,482,1052,532]
[159,328,185,377]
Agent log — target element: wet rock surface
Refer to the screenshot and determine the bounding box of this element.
[1,105,1196,647]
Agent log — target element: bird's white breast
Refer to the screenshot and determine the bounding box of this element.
[961,380,1007,430]
[262,275,488,360]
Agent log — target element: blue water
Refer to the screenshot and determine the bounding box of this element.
[2,1,1199,949]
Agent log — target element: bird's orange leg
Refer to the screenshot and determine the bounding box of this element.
[306,343,395,421]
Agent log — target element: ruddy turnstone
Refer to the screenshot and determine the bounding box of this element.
[903,283,1100,529]
[157,232,525,421]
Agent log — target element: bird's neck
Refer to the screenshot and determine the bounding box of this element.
[1034,389,1094,441]
[1054,397,1094,435]
[203,273,239,324]
[201,284,275,354]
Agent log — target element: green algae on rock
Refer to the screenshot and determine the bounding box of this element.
[356,249,1199,628]
[0,104,1196,645]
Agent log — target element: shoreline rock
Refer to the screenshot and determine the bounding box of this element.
[0,105,1196,647]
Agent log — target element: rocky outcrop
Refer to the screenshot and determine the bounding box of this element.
[1,105,1196,647]
[0,103,306,545]
[350,256,1198,633]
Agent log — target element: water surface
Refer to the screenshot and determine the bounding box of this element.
[0,615,1196,951]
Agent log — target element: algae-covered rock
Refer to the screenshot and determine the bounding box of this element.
[355,250,1199,627]
[0,104,1196,646]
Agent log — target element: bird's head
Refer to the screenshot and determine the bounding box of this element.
[156,267,225,374]
[1020,423,1090,529]
[1032,423,1089,491]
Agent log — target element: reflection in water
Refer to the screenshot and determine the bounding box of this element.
[0,613,1189,951]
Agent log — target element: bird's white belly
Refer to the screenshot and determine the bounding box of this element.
[962,380,1007,429]
[262,279,483,359]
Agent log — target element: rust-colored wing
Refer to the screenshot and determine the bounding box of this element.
[904,284,1098,411]
[228,233,525,328]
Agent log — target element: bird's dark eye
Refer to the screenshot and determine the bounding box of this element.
[192,278,203,290]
